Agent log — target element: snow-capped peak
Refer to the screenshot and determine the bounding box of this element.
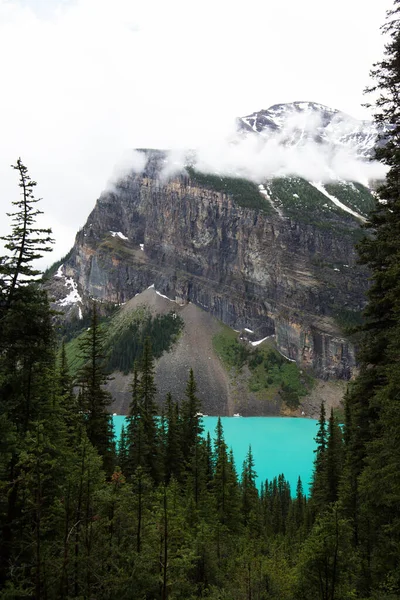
[238,101,382,159]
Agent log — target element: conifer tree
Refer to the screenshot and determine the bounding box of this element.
[310,402,328,514]
[0,162,56,589]
[77,303,113,471]
[180,368,203,464]
[137,338,160,483]
[125,366,142,477]
[212,418,241,531]
[0,158,53,310]
[241,446,259,529]
[326,408,343,504]
[164,392,183,484]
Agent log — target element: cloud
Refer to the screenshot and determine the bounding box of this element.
[106,150,149,190]
[156,113,388,187]
[0,0,391,266]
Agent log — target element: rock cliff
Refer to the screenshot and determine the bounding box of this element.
[53,149,370,381]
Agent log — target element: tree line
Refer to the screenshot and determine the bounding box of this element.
[0,159,343,599]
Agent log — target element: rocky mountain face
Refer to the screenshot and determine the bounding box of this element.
[51,145,372,384]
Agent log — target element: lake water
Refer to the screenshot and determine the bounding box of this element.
[112,416,318,495]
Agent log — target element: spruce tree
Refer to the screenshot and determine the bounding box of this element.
[76,303,113,472]
[326,408,343,505]
[0,163,56,589]
[164,392,183,484]
[240,446,259,531]
[137,338,160,483]
[0,158,53,311]
[310,402,328,514]
[180,368,204,465]
[212,418,241,531]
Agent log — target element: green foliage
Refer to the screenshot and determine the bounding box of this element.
[64,305,184,377]
[0,158,54,307]
[213,327,312,408]
[5,131,400,598]
[213,325,251,368]
[186,166,272,213]
[324,181,377,217]
[106,310,184,374]
[295,506,357,600]
[266,177,364,242]
[321,5,400,597]
[76,304,115,472]
[267,177,346,219]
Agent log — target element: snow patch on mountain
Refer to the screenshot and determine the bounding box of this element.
[55,264,64,278]
[250,335,275,347]
[258,184,283,217]
[310,182,366,222]
[110,231,128,240]
[57,275,83,313]
[155,289,175,303]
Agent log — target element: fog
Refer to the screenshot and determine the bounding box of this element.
[108,109,388,188]
[0,0,391,264]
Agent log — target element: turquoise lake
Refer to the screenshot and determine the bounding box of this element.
[113,416,318,495]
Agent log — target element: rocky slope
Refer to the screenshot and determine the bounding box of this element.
[63,285,341,417]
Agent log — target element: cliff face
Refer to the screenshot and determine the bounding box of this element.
[60,151,369,379]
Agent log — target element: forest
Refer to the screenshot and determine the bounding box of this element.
[1,1,400,598]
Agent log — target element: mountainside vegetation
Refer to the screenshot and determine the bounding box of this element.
[213,327,313,408]
[266,177,367,244]
[63,304,184,377]
[324,181,376,217]
[186,166,273,212]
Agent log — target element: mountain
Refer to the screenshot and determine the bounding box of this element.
[238,101,382,158]
[46,102,382,416]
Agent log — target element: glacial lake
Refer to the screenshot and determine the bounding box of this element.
[113,416,318,495]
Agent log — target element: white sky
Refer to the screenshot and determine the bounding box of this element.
[0,0,391,264]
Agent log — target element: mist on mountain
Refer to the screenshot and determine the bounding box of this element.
[108,102,388,189]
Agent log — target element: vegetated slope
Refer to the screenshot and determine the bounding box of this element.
[63,286,344,417]
[64,287,231,415]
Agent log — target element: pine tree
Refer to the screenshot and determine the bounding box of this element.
[58,342,81,443]
[76,303,113,472]
[0,163,57,590]
[0,158,53,311]
[180,368,204,467]
[125,367,141,478]
[164,392,183,484]
[240,446,259,530]
[212,418,241,532]
[310,402,328,514]
[326,408,343,505]
[137,338,160,483]
[0,161,55,432]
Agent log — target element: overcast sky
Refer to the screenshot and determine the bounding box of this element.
[0,0,392,264]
